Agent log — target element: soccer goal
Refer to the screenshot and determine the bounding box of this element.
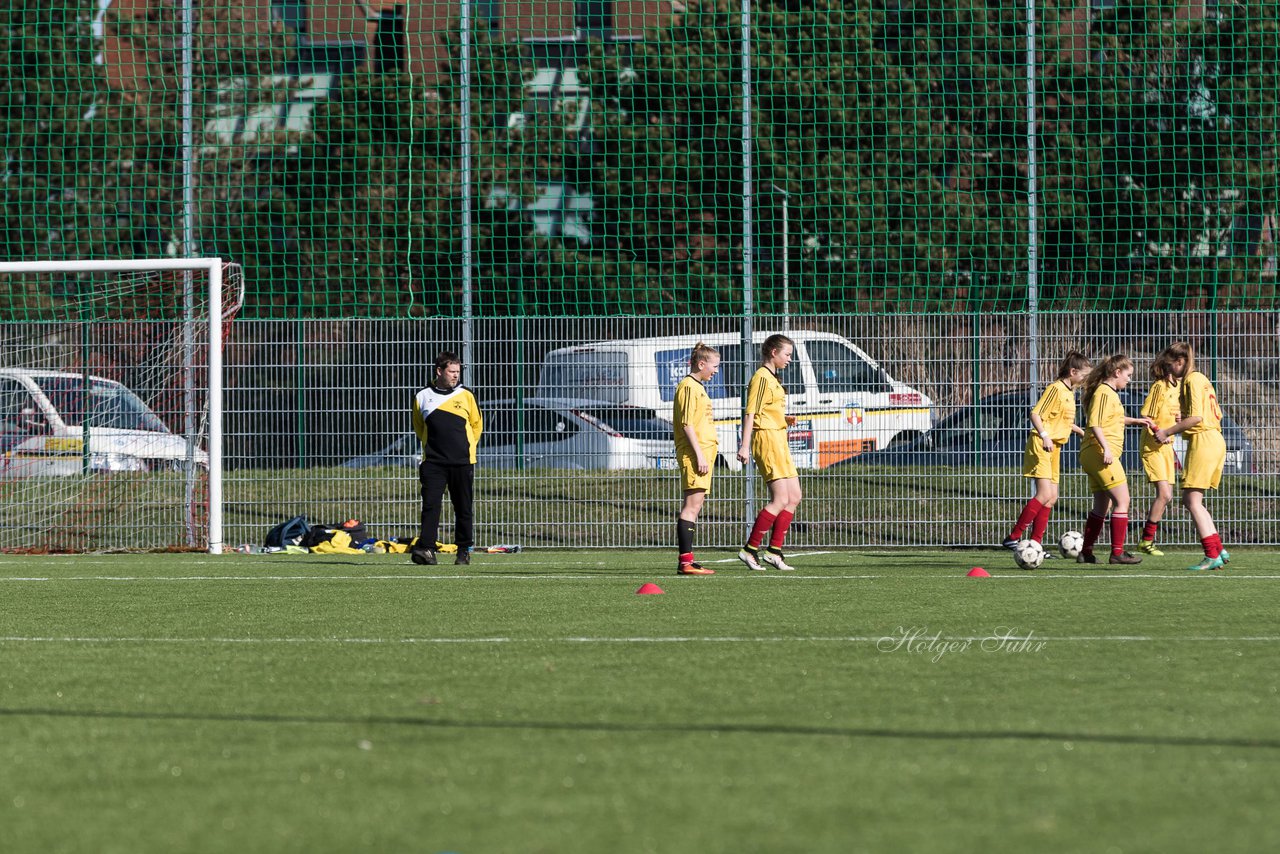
[0,258,240,554]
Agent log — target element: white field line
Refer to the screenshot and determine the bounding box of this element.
[1,635,1278,645]
[1,573,1279,582]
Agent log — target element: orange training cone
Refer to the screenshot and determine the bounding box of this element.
[636,583,665,595]
[967,567,990,578]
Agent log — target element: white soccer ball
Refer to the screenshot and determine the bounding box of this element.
[1013,538,1045,570]
[1058,530,1084,559]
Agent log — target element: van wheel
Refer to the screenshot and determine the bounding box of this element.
[887,430,922,449]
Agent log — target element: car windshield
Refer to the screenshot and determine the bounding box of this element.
[576,407,671,440]
[38,377,169,433]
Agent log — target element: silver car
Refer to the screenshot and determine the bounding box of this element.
[342,397,678,471]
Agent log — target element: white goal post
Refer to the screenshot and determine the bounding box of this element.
[0,258,234,554]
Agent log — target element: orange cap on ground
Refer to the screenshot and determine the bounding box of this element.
[967,567,990,578]
[636,583,665,595]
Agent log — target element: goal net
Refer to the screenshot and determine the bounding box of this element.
[0,259,238,553]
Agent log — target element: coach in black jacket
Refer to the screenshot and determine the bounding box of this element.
[410,351,483,566]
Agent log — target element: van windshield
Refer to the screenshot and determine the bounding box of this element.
[539,352,629,403]
[38,377,169,433]
[807,340,891,394]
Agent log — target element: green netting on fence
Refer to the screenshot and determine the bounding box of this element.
[2,1,1278,319]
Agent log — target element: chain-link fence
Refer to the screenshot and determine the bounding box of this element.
[3,2,1278,550]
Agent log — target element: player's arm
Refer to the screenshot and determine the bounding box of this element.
[738,376,764,463]
[1157,414,1202,442]
[1028,411,1053,451]
[1090,424,1113,465]
[468,392,483,440]
[683,423,709,473]
[1029,386,1056,450]
[737,412,756,464]
[411,397,427,445]
[1157,383,1202,441]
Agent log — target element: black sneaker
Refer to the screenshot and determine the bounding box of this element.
[1108,551,1142,566]
[1001,536,1019,549]
[1077,552,1098,564]
[410,548,437,566]
[455,550,470,566]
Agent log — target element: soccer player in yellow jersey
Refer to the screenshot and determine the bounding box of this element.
[1004,351,1090,548]
[1077,354,1157,565]
[1136,346,1184,556]
[673,343,721,575]
[1155,343,1231,571]
[736,334,801,571]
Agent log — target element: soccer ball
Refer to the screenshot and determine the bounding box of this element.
[1013,538,1045,570]
[1058,530,1084,559]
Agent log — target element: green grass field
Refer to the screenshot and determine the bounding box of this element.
[2,549,1277,853]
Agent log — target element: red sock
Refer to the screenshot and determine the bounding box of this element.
[1142,519,1159,543]
[1030,503,1053,542]
[679,552,694,564]
[770,510,795,549]
[747,510,777,549]
[1109,513,1129,555]
[1203,534,1222,558]
[1082,512,1106,553]
[1009,498,1043,540]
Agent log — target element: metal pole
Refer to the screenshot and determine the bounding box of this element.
[741,0,755,520]
[460,1,474,382]
[180,0,199,546]
[1025,0,1040,396]
[771,184,790,331]
[208,261,224,555]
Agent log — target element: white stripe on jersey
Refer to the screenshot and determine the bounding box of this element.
[416,386,465,417]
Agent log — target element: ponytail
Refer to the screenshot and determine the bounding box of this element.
[689,341,720,370]
[1081,354,1133,413]
[1055,350,1090,380]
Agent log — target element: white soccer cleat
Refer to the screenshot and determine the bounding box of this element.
[760,549,795,571]
[738,549,766,571]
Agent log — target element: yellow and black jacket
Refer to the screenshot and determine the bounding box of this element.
[411,385,483,465]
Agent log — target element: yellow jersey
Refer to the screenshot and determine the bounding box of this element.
[1030,380,1077,444]
[745,366,788,430]
[673,375,717,456]
[1180,371,1222,435]
[1140,379,1179,451]
[1082,383,1125,457]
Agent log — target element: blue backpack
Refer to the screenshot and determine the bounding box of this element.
[264,515,310,549]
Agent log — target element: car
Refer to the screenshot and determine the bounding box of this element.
[835,388,1254,473]
[538,331,933,469]
[341,397,678,471]
[0,368,208,478]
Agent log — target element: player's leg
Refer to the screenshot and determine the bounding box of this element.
[760,477,801,571]
[448,463,475,565]
[678,488,714,575]
[1105,481,1140,564]
[1183,487,1224,570]
[1140,479,1173,555]
[413,461,445,565]
[741,431,789,570]
[1029,478,1059,544]
[1007,437,1049,547]
[1079,490,1112,563]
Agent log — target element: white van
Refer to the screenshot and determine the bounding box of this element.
[537,332,933,469]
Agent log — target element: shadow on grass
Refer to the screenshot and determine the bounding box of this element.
[3,707,1277,750]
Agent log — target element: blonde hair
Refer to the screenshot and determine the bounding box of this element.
[689,341,720,370]
[1081,354,1133,413]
